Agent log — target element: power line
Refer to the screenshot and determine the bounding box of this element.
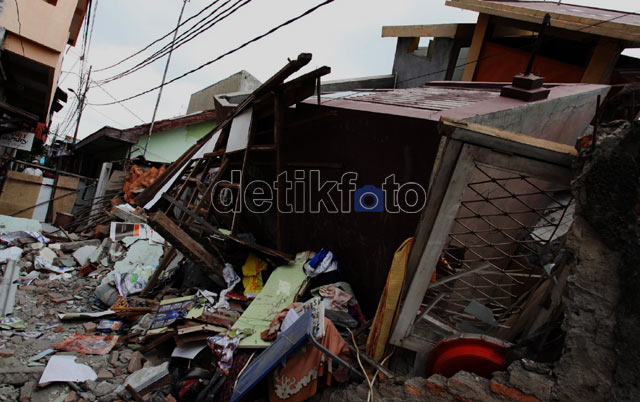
[92,81,146,123]
[143,0,189,158]
[94,0,250,85]
[94,0,225,72]
[90,0,336,106]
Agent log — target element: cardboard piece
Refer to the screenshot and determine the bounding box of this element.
[39,355,97,385]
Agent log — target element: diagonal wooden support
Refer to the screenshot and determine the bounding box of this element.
[149,211,224,287]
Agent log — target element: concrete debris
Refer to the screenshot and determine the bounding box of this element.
[0,26,637,400]
[72,245,98,267]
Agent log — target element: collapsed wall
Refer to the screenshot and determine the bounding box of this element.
[565,120,640,401]
[310,120,640,402]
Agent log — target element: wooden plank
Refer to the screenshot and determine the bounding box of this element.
[381,23,475,38]
[274,94,284,251]
[390,144,477,349]
[439,117,577,166]
[161,193,221,235]
[136,54,313,207]
[582,37,622,84]
[462,13,490,81]
[140,247,177,297]
[474,148,573,185]
[148,211,224,285]
[51,174,79,222]
[177,323,226,335]
[446,0,640,42]
[403,138,463,291]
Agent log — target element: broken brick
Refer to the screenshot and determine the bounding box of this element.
[425,374,448,397]
[404,376,426,397]
[491,379,540,402]
[97,369,114,380]
[19,380,34,402]
[82,322,97,333]
[127,351,144,373]
[0,349,15,357]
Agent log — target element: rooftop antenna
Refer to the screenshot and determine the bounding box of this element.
[501,13,552,102]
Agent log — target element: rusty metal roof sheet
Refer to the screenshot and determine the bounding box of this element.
[333,87,500,112]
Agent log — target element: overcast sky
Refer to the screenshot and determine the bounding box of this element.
[51,0,640,142]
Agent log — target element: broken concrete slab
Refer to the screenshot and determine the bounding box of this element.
[39,355,97,385]
[0,215,41,234]
[37,248,58,265]
[0,246,23,263]
[72,245,98,267]
[124,362,169,393]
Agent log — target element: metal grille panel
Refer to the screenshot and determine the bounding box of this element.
[417,162,573,335]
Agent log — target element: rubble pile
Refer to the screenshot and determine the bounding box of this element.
[0,211,372,401]
[0,53,638,402]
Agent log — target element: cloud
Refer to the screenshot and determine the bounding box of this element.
[51,0,640,141]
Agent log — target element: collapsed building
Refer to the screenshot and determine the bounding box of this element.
[0,1,639,402]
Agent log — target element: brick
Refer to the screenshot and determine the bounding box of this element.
[64,391,76,402]
[108,350,119,367]
[425,374,448,397]
[448,371,501,402]
[127,351,144,373]
[19,381,35,402]
[490,379,539,402]
[404,377,425,397]
[0,349,15,357]
[97,369,114,380]
[82,322,97,333]
[508,361,554,401]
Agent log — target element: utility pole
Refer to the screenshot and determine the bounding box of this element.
[72,65,92,144]
[143,0,188,158]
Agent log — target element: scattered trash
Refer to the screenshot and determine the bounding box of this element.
[97,319,122,333]
[54,333,118,355]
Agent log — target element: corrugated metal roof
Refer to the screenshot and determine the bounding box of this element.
[340,87,501,112]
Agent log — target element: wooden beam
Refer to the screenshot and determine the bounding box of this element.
[582,37,622,84]
[462,13,490,81]
[446,0,640,42]
[140,247,177,297]
[135,53,313,207]
[390,144,477,348]
[148,211,224,286]
[381,23,475,39]
[438,117,577,166]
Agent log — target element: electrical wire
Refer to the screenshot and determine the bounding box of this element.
[92,81,146,123]
[96,0,247,84]
[94,0,225,72]
[94,0,251,85]
[90,0,337,106]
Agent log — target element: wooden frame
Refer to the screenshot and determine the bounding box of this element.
[446,0,640,42]
[390,117,575,352]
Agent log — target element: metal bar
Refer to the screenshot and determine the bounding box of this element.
[308,335,365,379]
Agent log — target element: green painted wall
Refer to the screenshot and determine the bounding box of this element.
[130,120,217,162]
